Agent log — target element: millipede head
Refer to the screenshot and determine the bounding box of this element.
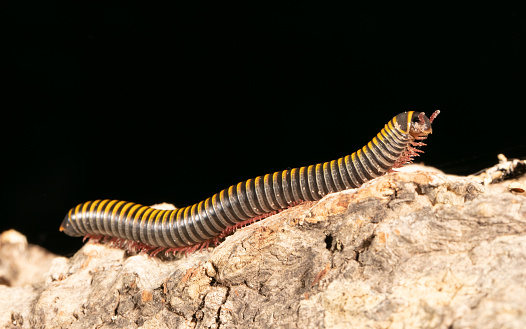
[409,110,439,138]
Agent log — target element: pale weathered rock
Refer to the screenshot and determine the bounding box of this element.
[0,229,57,287]
[1,167,526,329]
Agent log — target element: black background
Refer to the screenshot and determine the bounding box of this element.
[5,2,525,256]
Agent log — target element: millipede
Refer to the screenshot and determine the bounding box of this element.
[60,110,439,255]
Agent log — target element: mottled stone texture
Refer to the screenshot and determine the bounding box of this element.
[2,169,526,329]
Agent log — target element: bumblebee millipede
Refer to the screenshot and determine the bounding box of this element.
[61,110,439,255]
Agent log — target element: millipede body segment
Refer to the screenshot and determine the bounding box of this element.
[60,111,439,253]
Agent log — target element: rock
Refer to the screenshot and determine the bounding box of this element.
[0,229,57,287]
[2,167,526,329]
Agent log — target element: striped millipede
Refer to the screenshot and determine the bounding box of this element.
[60,110,439,255]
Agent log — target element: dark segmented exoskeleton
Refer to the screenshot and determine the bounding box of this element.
[60,110,439,254]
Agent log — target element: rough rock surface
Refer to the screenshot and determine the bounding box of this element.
[2,167,526,329]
